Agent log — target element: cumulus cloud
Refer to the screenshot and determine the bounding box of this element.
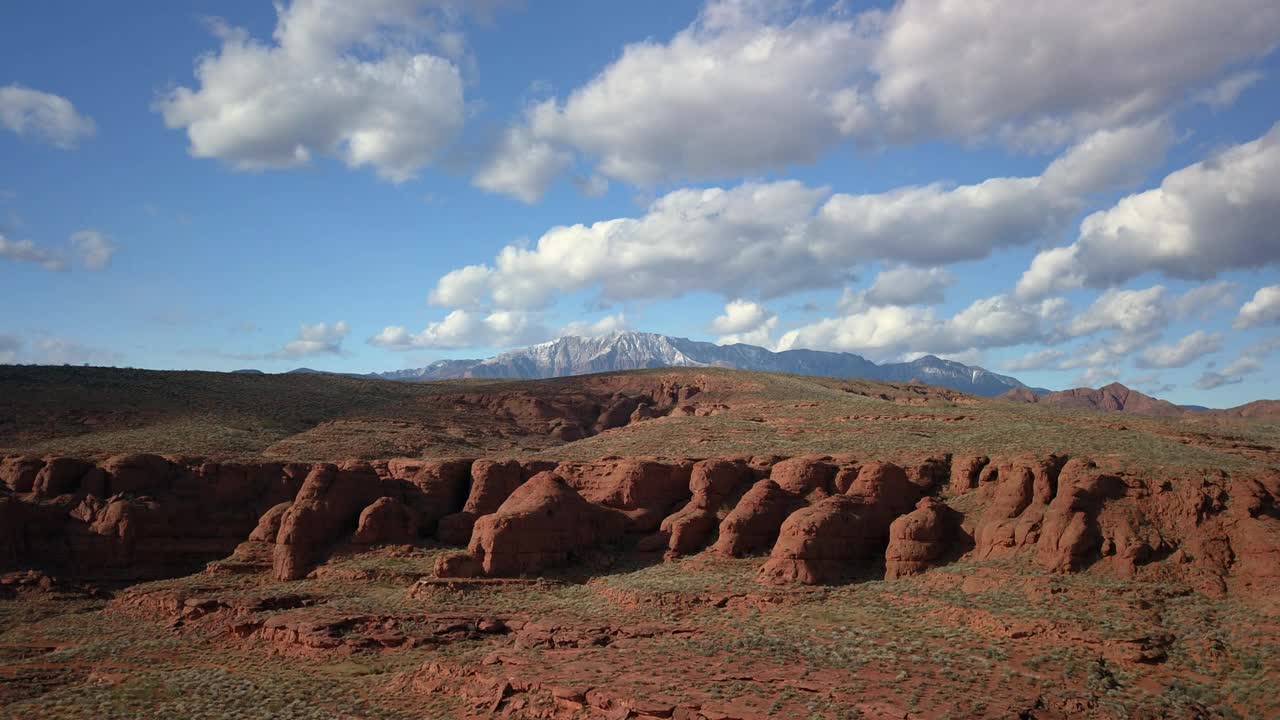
[863,266,953,307]
[1234,285,1280,328]
[1173,281,1238,320]
[478,0,1275,197]
[1137,330,1223,369]
[370,310,544,350]
[0,84,95,148]
[1066,286,1169,338]
[1017,122,1280,298]
[1072,367,1120,388]
[1002,348,1066,372]
[438,123,1168,311]
[712,299,778,346]
[1196,335,1280,389]
[157,0,468,182]
[278,321,349,358]
[472,125,572,203]
[774,294,1064,359]
[559,313,628,338]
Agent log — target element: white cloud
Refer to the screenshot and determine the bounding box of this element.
[1072,367,1120,388]
[278,320,348,357]
[436,123,1168,311]
[157,0,467,182]
[70,229,114,270]
[1195,71,1264,110]
[1193,335,1278,389]
[712,299,778,346]
[775,294,1062,359]
[1,229,116,272]
[0,231,66,270]
[1002,348,1066,372]
[863,266,953,307]
[1137,330,1223,369]
[370,309,544,350]
[1173,281,1237,320]
[870,0,1279,147]
[1234,285,1280,328]
[0,84,95,148]
[478,0,1277,197]
[1017,122,1280,298]
[559,313,628,338]
[472,125,572,203]
[1066,286,1168,338]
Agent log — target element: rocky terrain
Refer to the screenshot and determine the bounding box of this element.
[1,366,1278,719]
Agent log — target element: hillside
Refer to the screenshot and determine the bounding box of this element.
[1001,381,1188,417]
[369,331,1035,397]
[1,364,1275,472]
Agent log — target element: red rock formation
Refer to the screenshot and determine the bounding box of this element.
[438,460,557,545]
[33,458,94,497]
[555,459,692,532]
[766,457,836,498]
[248,502,292,543]
[971,455,1068,559]
[658,459,753,556]
[101,454,174,496]
[949,455,990,493]
[843,461,920,541]
[384,459,471,537]
[712,479,804,557]
[885,497,966,579]
[458,472,628,577]
[0,456,43,493]
[273,463,391,581]
[757,495,867,585]
[352,497,418,545]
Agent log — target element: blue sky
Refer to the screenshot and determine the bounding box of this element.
[1,0,1278,408]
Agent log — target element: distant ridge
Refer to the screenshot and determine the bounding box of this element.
[368,331,1035,398]
[1000,382,1185,416]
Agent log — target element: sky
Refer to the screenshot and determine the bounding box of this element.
[1,0,1279,408]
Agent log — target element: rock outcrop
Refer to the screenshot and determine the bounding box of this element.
[658,459,753,557]
[757,495,867,585]
[452,472,628,577]
[885,497,966,579]
[712,479,805,557]
[273,463,392,581]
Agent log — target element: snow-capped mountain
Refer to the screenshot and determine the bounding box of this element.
[369,331,1036,397]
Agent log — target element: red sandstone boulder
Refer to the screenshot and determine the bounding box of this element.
[0,456,44,493]
[352,497,418,545]
[387,459,472,536]
[273,463,391,581]
[885,497,966,579]
[462,472,627,576]
[437,459,557,546]
[950,455,990,493]
[101,454,173,496]
[758,495,867,585]
[712,479,804,557]
[767,457,836,498]
[33,458,94,497]
[972,455,1069,559]
[659,459,753,556]
[555,459,693,532]
[249,502,293,543]
[843,461,920,540]
[1035,459,1126,572]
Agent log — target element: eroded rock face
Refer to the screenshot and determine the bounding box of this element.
[273,463,391,581]
[1035,459,1127,573]
[712,479,804,557]
[33,458,94,497]
[555,459,693,533]
[437,460,557,546]
[385,459,472,537]
[885,497,966,580]
[352,497,419,546]
[758,495,867,585]
[459,472,628,577]
[1,456,44,493]
[659,459,753,557]
[767,458,837,498]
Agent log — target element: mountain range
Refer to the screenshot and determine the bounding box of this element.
[367,331,1040,398]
